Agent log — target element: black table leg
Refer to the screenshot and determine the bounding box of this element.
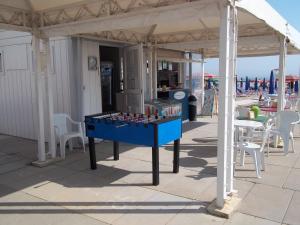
[88,137,97,170]
[152,147,159,186]
[113,141,119,161]
[173,139,180,173]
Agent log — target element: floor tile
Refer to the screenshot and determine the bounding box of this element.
[235,164,291,188]
[166,203,224,225]
[225,212,280,225]
[23,172,157,224]
[284,169,300,191]
[113,192,194,225]
[239,184,294,222]
[0,185,100,225]
[0,165,77,191]
[265,152,299,168]
[294,157,300,169]
[233,179,254,200]
[283,191,300,225]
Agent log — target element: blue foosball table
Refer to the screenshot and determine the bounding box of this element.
[84,112,182,185]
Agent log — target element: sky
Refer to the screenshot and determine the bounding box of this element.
[193,0,300,79]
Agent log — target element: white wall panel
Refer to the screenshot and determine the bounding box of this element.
[0,31,72,141]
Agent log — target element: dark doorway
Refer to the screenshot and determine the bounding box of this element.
[100,46,120,112]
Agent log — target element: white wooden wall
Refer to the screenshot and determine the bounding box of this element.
[81,40,102,117]
[0,31,72,140]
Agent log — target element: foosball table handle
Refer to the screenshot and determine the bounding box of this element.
[115,124,128,128]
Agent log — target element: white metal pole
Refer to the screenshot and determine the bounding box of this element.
[278,36,287,112]
[148,46,153,100]
[226,6,237,194]
[152,47,158,99]
[189,52,193,94]
[200,54,205,108]
[216,3,231,208]
[44,38,56,158]
[32,35,46,162]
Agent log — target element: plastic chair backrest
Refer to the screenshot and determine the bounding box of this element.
[260,125,272,153]
[53,114,70,136]
[278,111,300,133]
[236,106,249,118]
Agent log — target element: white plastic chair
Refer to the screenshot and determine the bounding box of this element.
[238,124,272,178]
[269,111,300,155]
[53,113,85,159]
[236,106,249,118]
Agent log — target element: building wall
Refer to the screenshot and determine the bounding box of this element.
[0,31,72,140]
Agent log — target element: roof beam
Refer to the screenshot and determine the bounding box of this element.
[40,1,221,37]
[157,35,281,54]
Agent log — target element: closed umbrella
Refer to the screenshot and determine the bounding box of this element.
[295,81,299,93]
[240,78,243,88]
[269,71,275,94]
[207,79,212,89]
[254,77,258,91]
[275,80,278,90]
[262,78,266,91]
[245,76,249,91]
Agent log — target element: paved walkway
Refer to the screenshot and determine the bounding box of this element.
[0,117,300,225]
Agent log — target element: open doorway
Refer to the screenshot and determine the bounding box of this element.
[99,46,120,112]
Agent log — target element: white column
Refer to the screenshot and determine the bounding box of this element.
[200,54,205,108]
[152,47,158,99]
[189,52,193,94]
[43,39,56,158]
[216,4,232,208]
[278,36,287,112]
[32,35,46,162]
[226,6,237,194]
[148,47,153,100]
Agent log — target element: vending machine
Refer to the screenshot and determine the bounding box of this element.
[100,62,113,112]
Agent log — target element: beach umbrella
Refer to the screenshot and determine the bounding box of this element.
[269,71,275,94]
[254,77,258,91]
[245,76,249,91]
[240,78,243,88]
[262,78,266,91]
[235,76,238,92]
[275,80,278,90]
[207,79,212,89]
[295,81,299,93]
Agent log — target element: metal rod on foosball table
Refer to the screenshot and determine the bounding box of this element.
[113,141,119,161]
[173,139,180,173]
[152,146,159,186]
[88,137,97,170]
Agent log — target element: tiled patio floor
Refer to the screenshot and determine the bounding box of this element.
[1,117,300,225]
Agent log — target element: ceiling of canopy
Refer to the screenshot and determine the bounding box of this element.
[0,0,299,57]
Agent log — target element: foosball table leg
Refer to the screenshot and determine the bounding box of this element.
[152,147,159,186]
[88,137,97,170]
[113,141,119,161]
[173,139,180,173]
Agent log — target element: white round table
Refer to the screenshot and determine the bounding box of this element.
[234,120,264,142]
[234,120,264,129]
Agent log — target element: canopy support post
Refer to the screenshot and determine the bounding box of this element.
[278,36,287,112]
[216,3,233,208]
[226,6,237,194]
[152,46,157,99]
[200,53,205,108]
[32,34,46,162]
[189,52,193,94]
[44,38,56,159]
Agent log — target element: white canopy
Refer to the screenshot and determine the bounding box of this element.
[0,0,300,57]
